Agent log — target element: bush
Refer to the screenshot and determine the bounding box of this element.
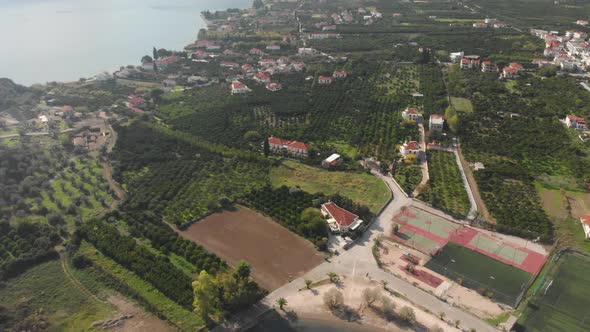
[399,306,416,324]
[323,288,344,309]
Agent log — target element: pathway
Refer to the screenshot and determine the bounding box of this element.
[215,171,497,332]
[412,123,429,197]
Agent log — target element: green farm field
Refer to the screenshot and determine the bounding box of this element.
[425,242,532,306]
[420,150,470,217]
[270,160,390,213]
[518,251,590,332]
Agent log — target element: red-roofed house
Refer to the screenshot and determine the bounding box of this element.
[128,95,145,107]
[333,70,348,78]
[318,76,333,84]
[231,81,250,95]
[509,62,524,71]
[241,63,253,73]
[268,136,310,157]
[193,50,209,59]
[259,59,276,67]
[266,82,282,92]
[502,67,518,78]
[250,48,264,55]
[493,22,507,28]
[278,56,290,65]
[460,57,480,69]
[254,72,271,83]
[291,61,305,71]
[321,202,364,233]
[481,61,499,73]
[472,22,487,28]
[401,107,423,122]
[581,215,590,239]
[399,141,423,158]
[62,105,74,112]
[128,106,144,114]
[565,114,587,130]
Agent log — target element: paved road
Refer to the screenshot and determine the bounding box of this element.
[0,127,75,139]
[216,172,498,332]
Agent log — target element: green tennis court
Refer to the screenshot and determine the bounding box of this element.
[469,233,528,264]
[399,207,460,239]
[398,229,442,253]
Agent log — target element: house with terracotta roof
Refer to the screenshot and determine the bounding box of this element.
[581,215,590,239]
[509,62,524,71]
[493,22,507,28]
[429,114,445,132]
[265,82,282,92]
[321,202,363,233]
[481,61,499,73]
[259,59,276,67]
[565,114,587,130]
[254,72,271,83]
[250,48,264,55]
[241,63,253,73]
[502,67,519,79]
[318,76,333,84]
[460,57,481,69]
[401,107,423,123]
[333,70,348,78]
[193,50,209,59]
[128,95,145,107]
[278,56,290,65]
[399,141,422,158]
[231,81,251,95]
[268,136,310,157]
[472,22,487,28]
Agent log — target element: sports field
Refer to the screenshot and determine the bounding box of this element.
[392,206,547,275]
[425,242,532,306]
[518,251,590,332]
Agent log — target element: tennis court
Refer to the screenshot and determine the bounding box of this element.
[425,242,532,306]
[392,206,547,274]
[517,251,590,332]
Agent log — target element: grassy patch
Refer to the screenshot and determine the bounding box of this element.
[435,18,483,23]
[450,97,473,113]
[518,252,590,331]
[79,241,203,330]
[0,260,114,331]
[270,160,390,213]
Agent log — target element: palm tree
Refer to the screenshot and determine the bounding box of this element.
[276,297,287,310]
[304,279,313,290]
[380,280,388,289]
[455,319,461,328]
[438,311,445,320]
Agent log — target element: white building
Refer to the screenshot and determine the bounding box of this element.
[322,153,341,168]
[429,114,445,132]
[321,202,363,233]
[565,114,587,130]
[581,215,590,239]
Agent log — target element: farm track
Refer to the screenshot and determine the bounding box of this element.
[456,144,496,224]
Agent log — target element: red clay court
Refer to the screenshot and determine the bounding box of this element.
[392,206,547,275]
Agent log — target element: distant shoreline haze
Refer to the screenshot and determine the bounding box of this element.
[0,0,250,85]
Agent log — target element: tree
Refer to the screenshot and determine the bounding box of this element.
[438,311,445,320]
[198,28,208,40]
[151,88,164,102]
[380,280,389,289]
[192,270,220,323]
[153,47,157,60]
[363,288,381,308]
[454,319,461,328]
[233,261,251,281]
[539,65,558,78]
[276,297,287,310]
[304,279,313,290]
[399,306,416,324]
[323,288,344,309]
[253,0,264,9]
[430,325,444,332]
[244,130,262,142]
[263,137,270,157]
[327,272,339,283]
[381,296,395,319]
[141,55,153,64]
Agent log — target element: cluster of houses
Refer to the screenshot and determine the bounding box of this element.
[531,27,590,71]
[323,7,382,27]
[318,70,348,85]
[399,108,446,160]
[452,53,524,78]
[471,18,508,29]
